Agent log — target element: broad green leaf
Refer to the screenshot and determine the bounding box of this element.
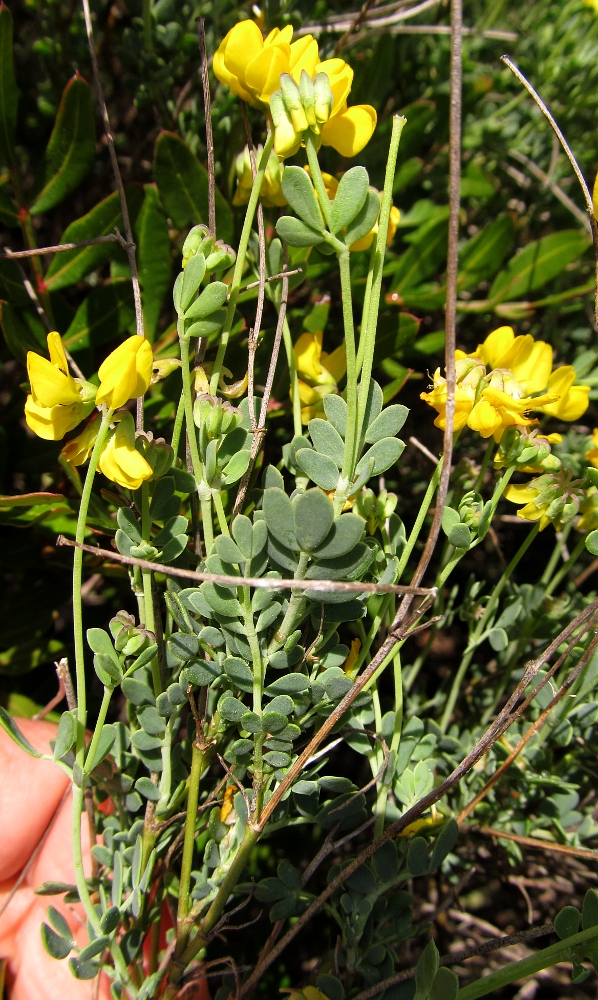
[294,489,334,551]
[153,131,233,242]
[62,280,134,353]
[281,165,324,232]
[323,394,347,438]
[135,184,171,341]
[447,522,472,549]
[276,215,324,248]
[0,5,18,165]
[355,437,405,477]
[555,905,580,939]
[345,188,380,247]
[407,836,429,877]
[457,214,514,291]
[45,187,143,291]
[184,280,228,320]
[0,706,42,757]
[364,404,409,444]
[30,74,96,216]
[414,940,438,1000]
[389,217,448,292]
[41,923,72,960]
[429,967,458,1000]
[330,166,369,233]
[0,492,66,508]
[221,448,251,485]
[313,513,364,559]
[263,488,298,551]
[429,819,459,870]
[308,417,344,467]
[399,284,446,311]
[53,711,77,760]
[295,448,339,491]
[374,311,420,364]
[489,230,591,304]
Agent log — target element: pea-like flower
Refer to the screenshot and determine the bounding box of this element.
[213,22,319,108]
[292,329,346,423]
[61,414,101,467]
[505,468,585,530]
[466,370,559,440]
[95,336,154,411]
[536,365,591,422]
[25,331,96,441]
[233,144,286,207]
[457,325,553,396]
[98,412,153,491]
[420,357,486,431]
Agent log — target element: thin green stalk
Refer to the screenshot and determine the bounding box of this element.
[356,115,405,444]
[171,391,185,459]
[281,314,302,437]
[544,531,584,596]
[141,482,162,696]
[73,411,112,761]
[356,242,377,378]
[351,593,393,676]
[71,786,103,935]
[200,495,214,555]
[440,521,540,733]
[179,335,203,483]
[268,551,310,653]
[397,460,442,581]
[338,250,358,491]
[210,131,275,393]
[474,439,494,492]
[457,924,598,1000]
[374,648,402,837]
[541,522,572,586]
[212,490,230,537]
[142,0,153,51]
[83,686,112,774]
[305,132,332,229]
[176,743,206,936]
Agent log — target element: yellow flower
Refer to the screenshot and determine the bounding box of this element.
[505,469,585,531]
[293,329,346,423]
[467,370,558,439]
[24,394,94,441]
[25,331,96,441]
[586,428,598,468]
[457,326,553,395]
[420,357,486,431]
[343,638,361,675]
[536,366,591,422]
[98,412,153,491]
[233,144,286,208]
[213,21,318,109]
[61,415,100,466]
[95,336,153,411]
[316,57,377,157]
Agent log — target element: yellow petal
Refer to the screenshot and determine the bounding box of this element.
[214,21,264,104]
[297,379,322,405]
[61,415,100,465]
[289,35,319,79]
[46,330,69,374]
[24,395,89,441]
[96,336,153,410]
[467,398,504,438]
[387,205,401,245]
[27,351,82,408]
[320,104,377,158]
[350,230,375,252]
[321,343,346,383]
[99,414,153,490]
[294,331,323,381]
[509,338,553,394]
[504,483,540,504]
[475,326,515,368]
[245,42,291,104]
[316,58,353,116]
[539,366,590,420]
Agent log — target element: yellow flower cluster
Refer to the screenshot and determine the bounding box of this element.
[232,143,287,208]
[421,326,590,440]
[292,328,346,423]
[213,21,376,159]
[505,469,585,531]
[25,332,154,490]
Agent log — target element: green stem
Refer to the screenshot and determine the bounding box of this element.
[179,334,203,483]
[355,115,405,444]
[351,593,393,676]
[356,241,377,378]
[83,687,112,774]
[282,314,302,437]
[71,786,103,934]
[212,490,230,537]
[305,131,332,229]
[440,522,540,733]
[544,531,583,596]
[142,0,153,52]
[268,551,309,653]
[210,132,275,393]
[397,460,442,581]
[200,495,214,555]
[73,411,112,761]
[474,439,494,493]
[176,743,206,935]
[457,925,598,1000]
[171,391,185,459]
[338,250,358,490]
[541,522,572,586]
[373,647,402,837]
[141,482,162,695]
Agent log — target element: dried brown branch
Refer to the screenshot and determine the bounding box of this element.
[242,267,302,291]
[477,827,598,863]
[238,597,598,993]
[1,233,129,259]
[80,0,145,430]
[334,0,381,53]
[55,538,434,597]
[508,148,592,233]
[501,55,598,323]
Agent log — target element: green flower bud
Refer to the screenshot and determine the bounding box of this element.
[299,69,316,127]
[205,241,236,273]
[135,432,174,480]
[313,72,334,124]
[182,225,212,266]
[280,73,309,133]
[193,394,243,439]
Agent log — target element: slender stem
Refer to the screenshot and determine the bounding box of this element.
[171,391,185,459]
[397,460,442,581]
[544,533,585,597]
[440,522,540,733]
[356,115,405,436]
[179,335,203,483]
[210,132,275,393]
[540,522,572,586]
[338,250,358,489]
[373,647,402,837]
[141,482,162,695]
[351,593,393,676]
[200,495,214,555]
[282,314,302,437]
[83,687,112,774]
[73,412,112,761]
[176,744,206,936]
[356,242,377,378]
[212,490,230,537]
[474,439,494,492]
[305,132,332,229]
[268,551,310,653]
[142,0,153,52]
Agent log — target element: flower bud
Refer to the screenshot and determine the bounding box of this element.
[205,241,236,273]
[135,432,174,480]
[193,394,243,439]
[279,73,309,132]
[182,225,212,267]
[459,490,483,529]
[271,90,302,159]
[299,69,316,127]
[313,72,334,124]
[150,358,182,385]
